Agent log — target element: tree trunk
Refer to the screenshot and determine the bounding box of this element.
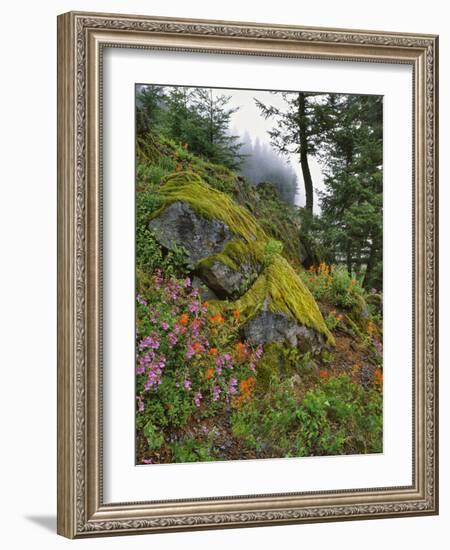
[209,89,214,145]
[298,93,314,213]
[363,237,378,290]
[346,245,352,275]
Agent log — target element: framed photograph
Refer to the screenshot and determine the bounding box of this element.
[57,11,439,538]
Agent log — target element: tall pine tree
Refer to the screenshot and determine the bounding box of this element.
[255,91,324,213]
[317,94,383,290]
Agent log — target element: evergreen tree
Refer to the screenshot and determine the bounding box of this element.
[192,88,243,169]
[135,84,167,138]
[255,92,324,212]
[317,94,383,290]
[137,86,243,170]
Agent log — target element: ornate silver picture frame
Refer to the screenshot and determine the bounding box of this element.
[57,11,438,538]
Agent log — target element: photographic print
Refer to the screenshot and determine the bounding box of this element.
[135,84,383,465]
[58,13,438,537]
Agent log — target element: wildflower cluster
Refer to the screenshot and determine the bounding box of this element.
[136,270,264,442]
[299,263,365,310]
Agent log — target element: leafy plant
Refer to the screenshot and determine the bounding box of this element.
[262,238,283,267]
[135,270,265,461]
[143,420,164,451]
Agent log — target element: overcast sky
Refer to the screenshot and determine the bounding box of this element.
[211,87,325,214]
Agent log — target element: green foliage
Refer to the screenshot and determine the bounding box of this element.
[169,433,216,463]
[231,374,382,457]
[329,266,365,309]
[136,85,243,170]
[299,262,367,312]
[263,238,283,267]
[143,420,164,451]
[316,94,383,291]
[135,84,168,138]
[325,311,341,331]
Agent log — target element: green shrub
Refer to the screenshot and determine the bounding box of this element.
[231,374,382,457]
[169,434,216,463]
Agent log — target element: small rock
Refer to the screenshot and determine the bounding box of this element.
[359,364,375,388]
[191,276,219,301]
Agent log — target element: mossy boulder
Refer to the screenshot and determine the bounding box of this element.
[149,171,334,350]
[148,200,235,266]
[234,255,334,348]
[348,293,370,331]
[149,171,265,297]
[196,258,257,299]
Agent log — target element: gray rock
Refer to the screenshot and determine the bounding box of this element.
[191,276,219,301]
[149,201,235,266]
[197,259,259,299]
[241,302,325,353]
[359,364,375,389]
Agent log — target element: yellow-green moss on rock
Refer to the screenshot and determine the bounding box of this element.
[156,171,268,244]
[152,171,333,346]
[234,255,335,346]
[153,171,269,294]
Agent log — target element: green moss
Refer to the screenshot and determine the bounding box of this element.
[153,171,333,345]
[156,171,267,243]
[234,255,335,346]
[196,237,264,274]
[154,171,269,274]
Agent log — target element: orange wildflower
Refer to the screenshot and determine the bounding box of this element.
[373,368,383,386]
[209,347,218,356]
[193,342,203,353]
[318,262,330,275]
[179,313,189,326]
[235,342,247,362]
[239,376,256,395]
[367,320,378,337]
[210,314,225,324]
[319,370,330,380]
[202,301,209,310]
[205,367,214,380]
[232,309,241,319]
[232,378,256,409]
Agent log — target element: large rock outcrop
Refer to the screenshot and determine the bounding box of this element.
[148,171,334,350]
[148,201,235,265]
